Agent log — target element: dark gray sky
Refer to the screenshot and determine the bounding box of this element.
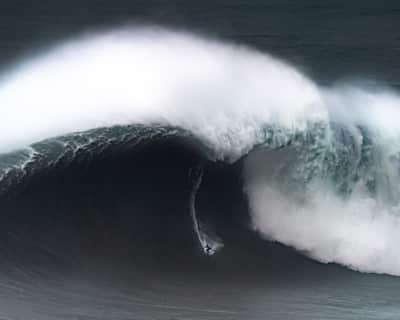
[1,0,400,84]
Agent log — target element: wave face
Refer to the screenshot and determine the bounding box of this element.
[1,27,400,275]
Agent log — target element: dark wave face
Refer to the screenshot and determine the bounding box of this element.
[0,125,290,268]
[0,126,314,319]
[1,125,398,320]
[1,27,400,319]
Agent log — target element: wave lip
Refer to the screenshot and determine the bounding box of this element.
[0,27,324,159]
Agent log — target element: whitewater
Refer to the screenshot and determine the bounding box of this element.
[1,26,400,276]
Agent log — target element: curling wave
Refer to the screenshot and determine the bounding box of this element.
[1,27,400,275]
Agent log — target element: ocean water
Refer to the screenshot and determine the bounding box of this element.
[0,1,400,319]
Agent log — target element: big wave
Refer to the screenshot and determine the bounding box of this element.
[1,26,400,275]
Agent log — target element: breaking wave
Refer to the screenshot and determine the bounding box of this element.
[1,27,400,275]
